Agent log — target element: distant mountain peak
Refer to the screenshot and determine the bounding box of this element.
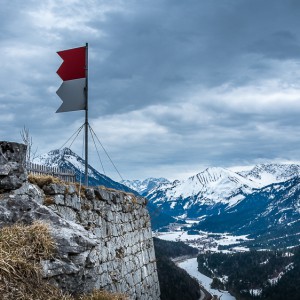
[183,166,260,193]
[144,167,262,220]
[192,166,256,185]
[239,163,300,186]
[121,177,170,195]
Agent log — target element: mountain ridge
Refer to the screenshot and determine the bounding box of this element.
[133,163,300,247]
[238,163,300,186]
[121,177,170,195]
[140,164,300,215]
[192,175,300,248]
[141,166,262,219]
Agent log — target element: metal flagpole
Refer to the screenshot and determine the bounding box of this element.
[85,43,89,186]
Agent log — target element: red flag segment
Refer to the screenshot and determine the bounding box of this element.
[57,46,86,81]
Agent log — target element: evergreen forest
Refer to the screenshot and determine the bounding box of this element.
[197,246,300,300]
[153,237,200,300]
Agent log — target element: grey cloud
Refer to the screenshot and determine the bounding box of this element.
[248,31,300,60]
[86,0,300,117]
[1,0,300,180]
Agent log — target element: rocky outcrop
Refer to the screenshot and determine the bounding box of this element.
[0,141,160,300]
[0,141,27,191]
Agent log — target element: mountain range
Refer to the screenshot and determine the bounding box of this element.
[143,167,261,219]
[238,163,300,186]
[124,164,300,248]
[121,177,170,195]
[194,175,300,248]
[134,164,300,219]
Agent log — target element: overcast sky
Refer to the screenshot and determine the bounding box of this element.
[1,0,300,181]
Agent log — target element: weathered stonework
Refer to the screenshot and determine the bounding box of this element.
[0,141,27,191]
[0,141,160,300]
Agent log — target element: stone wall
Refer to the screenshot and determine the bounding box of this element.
[0,141,160,300]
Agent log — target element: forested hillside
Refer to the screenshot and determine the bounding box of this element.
[153,237,198,258]
[153,238,200,300]
[197,247,300,300]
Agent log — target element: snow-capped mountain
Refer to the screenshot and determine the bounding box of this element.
[121,177,170,195]
[145,167,261,219]
[192,176,300,248]
[33,148,136,193]
[238,163,300,186]
[144,163,300,247]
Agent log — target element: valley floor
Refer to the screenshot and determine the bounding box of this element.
[155,229,250,253]
[178,258,236,300]
[155,228,244,300]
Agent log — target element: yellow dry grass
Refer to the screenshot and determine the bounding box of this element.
[0,221,66,300]
[28,174,87,200]
[28,175,139,206]
[28,174,63,188]
[0,222,128,300]
[74,182,87,199]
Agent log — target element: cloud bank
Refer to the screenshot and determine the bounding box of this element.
[1,0,300,180]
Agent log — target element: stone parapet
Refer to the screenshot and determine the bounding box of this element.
[0,141,160,300]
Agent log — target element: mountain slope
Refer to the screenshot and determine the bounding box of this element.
[153,238,200,300]
[147,202,179,231]
[33,148,136,193]
[192,176,300,248]
[145,167,260,219]
[239,163,300,186]
[197,247,300,300]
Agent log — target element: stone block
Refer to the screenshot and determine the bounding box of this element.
[95,187,111,201]
[67,184,77,194]
[65,194,81,210]
[54,206,77,222]
[41,258,80,277]
[53,194,65,205]
[0,142,27,191]
[85,188,95,200]
[43,183,66,195]
[0,141,26,164]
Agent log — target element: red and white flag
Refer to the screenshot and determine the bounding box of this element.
[56,46,87,113]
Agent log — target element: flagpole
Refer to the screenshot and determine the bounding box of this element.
[85,43,89,186]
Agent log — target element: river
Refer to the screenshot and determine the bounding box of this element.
[178,257,236,300]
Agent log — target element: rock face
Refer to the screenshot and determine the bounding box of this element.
[0,141,27,191]
[0,141,160,300]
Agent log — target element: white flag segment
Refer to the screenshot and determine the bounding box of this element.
[56,78,86,113]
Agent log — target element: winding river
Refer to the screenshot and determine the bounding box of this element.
[178,257,236,300]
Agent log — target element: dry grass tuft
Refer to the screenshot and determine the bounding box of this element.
[0,221,69,300]
[98,186,118,193]
[123,192,138,204]
[74,182,86,199]
[0,222,128,300]
[44,195,55,206]
[0,221,56,261]
[28,174,63,189]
